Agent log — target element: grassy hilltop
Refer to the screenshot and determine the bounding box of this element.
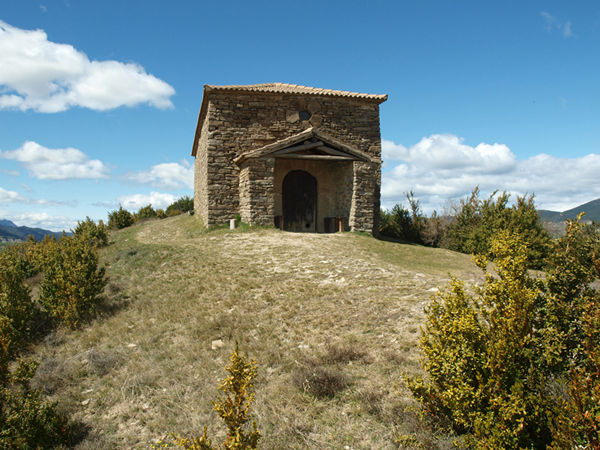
[30,214,482,449]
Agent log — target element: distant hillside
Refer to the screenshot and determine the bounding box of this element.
[0,224,69,242]
[0,219,17,227]
[540,197,600,222]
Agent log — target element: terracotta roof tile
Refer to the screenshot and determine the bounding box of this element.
[204,82,387,102]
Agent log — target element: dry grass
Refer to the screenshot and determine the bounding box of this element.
[27,214,481,449]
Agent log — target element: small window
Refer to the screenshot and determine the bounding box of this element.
[299,110,311,121]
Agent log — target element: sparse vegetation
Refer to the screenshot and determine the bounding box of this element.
[166,196,194,216]
[4,205,595,449]
[170,343,261,450]
[16,214,475,448]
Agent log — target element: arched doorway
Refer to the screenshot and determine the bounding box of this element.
[282,170,317,232]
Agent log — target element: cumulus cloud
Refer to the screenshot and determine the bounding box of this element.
[0,210,78,231]
[0,21,175,112]
[381,134,600,214]
[383,135,515,174]
[0,141,109,180]
[116,191,176,211]
[126,161,194,190]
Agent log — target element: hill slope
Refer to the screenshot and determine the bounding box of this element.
[540,197,600,222]
[0,224,69,241]
[30,215,481,449]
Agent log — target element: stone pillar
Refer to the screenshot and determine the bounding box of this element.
[349,161,378,234]
[238,157,275,226]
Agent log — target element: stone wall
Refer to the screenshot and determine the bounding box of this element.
[349,161,380,233]
[239,157,275,225]
[194,89,384,233]
[193,109,211,225]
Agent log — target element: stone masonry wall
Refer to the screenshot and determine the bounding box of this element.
[193,110,210,225]
[349,161,379,233]
[200,92,383,227]
[239,157,275,225]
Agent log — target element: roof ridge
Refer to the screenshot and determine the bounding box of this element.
[203,83,387,102]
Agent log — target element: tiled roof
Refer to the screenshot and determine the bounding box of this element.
[204,83,388,102]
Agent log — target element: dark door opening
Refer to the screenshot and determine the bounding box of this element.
[282,170,317,232]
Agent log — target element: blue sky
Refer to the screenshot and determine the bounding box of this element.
[1,0,599,230]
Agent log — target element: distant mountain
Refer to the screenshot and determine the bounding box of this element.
[540,198,600,222]
[0,224,69,242]
[0,219,17,227]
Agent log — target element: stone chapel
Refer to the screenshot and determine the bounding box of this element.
[191,83,387,235]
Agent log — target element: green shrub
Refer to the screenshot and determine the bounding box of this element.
[107,205,134,230]
[408,219,600,449]
[136,204,157,222]
[0,358,74,449]
[166,196,194,216]
[71,216,109,248]
[38,235,107,329]
[443,188,550,269]
[0,256,34,374]
[380,191,424,243]
[408,232,553,448]
[156,208,167,219]
[0,242,37,279]
[169,343,261,450]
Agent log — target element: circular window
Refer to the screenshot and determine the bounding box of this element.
[299,110,312,121]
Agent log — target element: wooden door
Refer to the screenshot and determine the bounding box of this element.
[282,170,317,232]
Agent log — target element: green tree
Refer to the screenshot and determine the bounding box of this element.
[380,191,423,244]
[38,235,107,329]
[166,196,194,216]
[72,216,109,248]
[443,188,550,269]
[107,205,134,230]
[0,253,34,377]
[136,204,157,222]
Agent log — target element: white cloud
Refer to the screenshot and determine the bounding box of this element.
[0,210,77,231]
[116,191,176,211]
[0,187,27,204]
[126,161,194,190]
[1,169,20,176]
[381,134,600,214]
[0,21,175,113]
[0,141,109,180]
[0,187,70,206]
[383,135,515,174]
[541,12,556,31]
[540,12,574,38]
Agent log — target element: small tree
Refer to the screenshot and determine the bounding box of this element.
[107,205,134,230]
[0,358,74,449]
[72,216,109,248]
[136,204,157,222]
[0,254,34,376]
[38,235,107,328]
[171,343,261,450]
[166,196,194,216]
